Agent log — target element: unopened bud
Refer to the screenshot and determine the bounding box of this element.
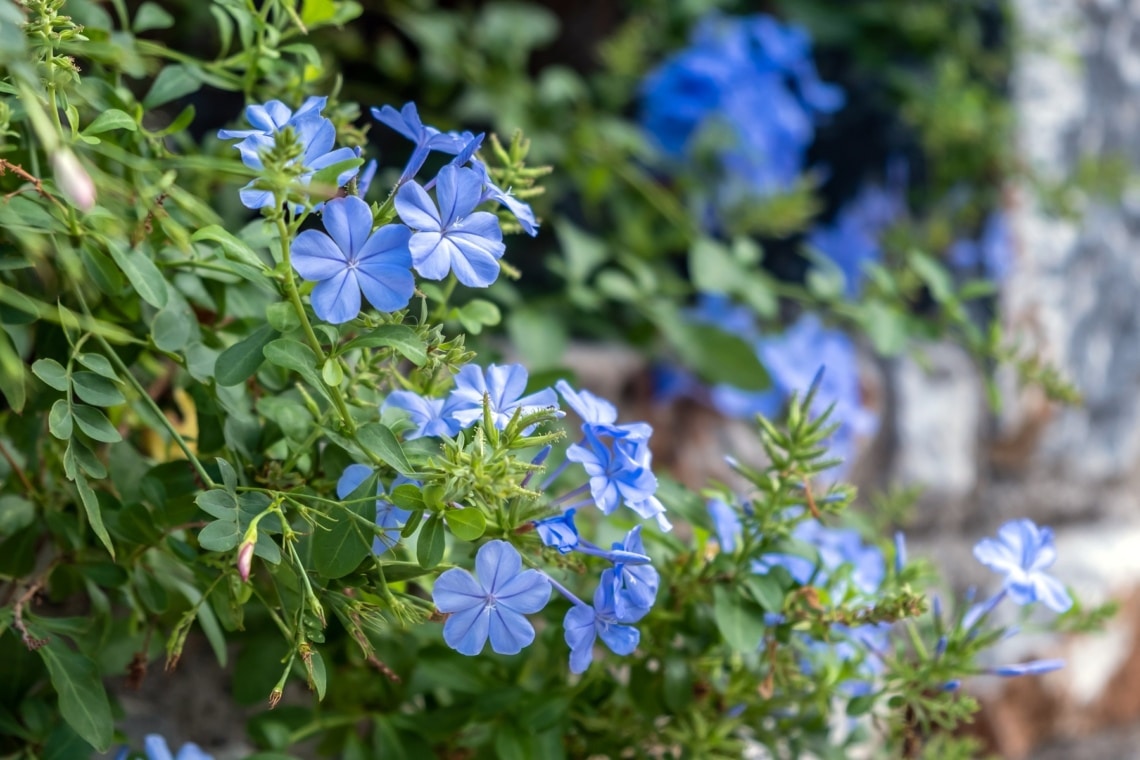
[52,149,95,212]
[237,539,255,583]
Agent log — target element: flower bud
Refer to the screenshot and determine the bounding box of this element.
[236,539,255,583]
[51,149,95,212]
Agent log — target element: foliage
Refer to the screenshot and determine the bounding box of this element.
[0,0,1107,758]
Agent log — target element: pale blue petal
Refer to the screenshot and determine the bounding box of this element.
[433,567,486,612]
[973,537,1020,575]
[564,605,597,674]
[173,743,214,760]
[144,736,174,760]
[476,540,521,593]
[1033,574,1072,613]
[291,230,347,281]
[409,232,449,280]
[441,236,501,287]
[442,604,490,656]
[310,269,361,324]
[487,607,535,655]
[598,621,639,656]
[495,569,551,614]
[319,196,370,257]
[239,183,274,210]
[395,182,442,231]
[357,266,415,313]
[435,165,482,226]
[336,464,375,500]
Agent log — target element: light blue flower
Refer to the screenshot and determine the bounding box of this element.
[371,102,470,183]
[534,508,580,554]
[115,735,214,760]
[290,196,415,324]
[563,580,641,674]
[447,362,559,431]
[432,540,551,655]
[336,464,412,555]
[394,164,506,287]
[991,658,1065,677]
[218,96,326,141]
[973,518,1072,613]
[471,158,540,236]
[555,379,619,427]
[604,525,659,620]
[382,390,462,439]
[707,497,743,553]
[566,426,670,530]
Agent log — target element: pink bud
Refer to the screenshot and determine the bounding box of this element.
[51,150,95,212]
[237,540,255,582]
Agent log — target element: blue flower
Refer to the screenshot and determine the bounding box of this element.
[220,99,359,211]
[566,426,671,530]
[707,497,742,552]
[395,165,506,287]
[290,196,415,324]
[563,580,641,674]
[604,525,659,620]
[991,659,1065,678]
[554,379,619,427]
[447,363,560,431]
[949,211,1013,282]
[471,158,540,236]
[115,735,214,760]
[753,517,885,599]
[973,519,1072,613]
[371,102,469,183]
[432,540,551,655]
[336,464,412,555]
[382,390,462,439]
[534,508,580,553]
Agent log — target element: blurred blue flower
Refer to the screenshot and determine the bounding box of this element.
[371,102,470,184]
[640,12,842,209]
[707,497,743,553]
[563,580,641,674]
[949,211,1013,282]
[447,362,560,431]
[383,390,462,439]
[395,164,506,287]
[534,508,580,553]
[336,464,412,555]
[754,517,885,600]
[115,734,213,760]
[291,196,415,324]
[433,540,551,655]
[973,518,1072,613]
[991,658,1065,677]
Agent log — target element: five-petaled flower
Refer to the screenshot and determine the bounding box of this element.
[973,518,1072,613]
[371,102,470,184]
[433,540,552,656]
[382,390,462,440]
[447,363,560,431]
[291,196,416,324]
[563,580,641,674]
[395,164,506,288]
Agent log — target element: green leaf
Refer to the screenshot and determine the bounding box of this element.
[215,324,278,386]
[688,237,739,294]
[198,519,241,552]
[48,399,72,439]
[712,586,767,653]
[72,405,121,443]
[38,642,113,751]
[455,298,501,334]
[389,484,425,512]
[82,109,137,136]
[310,157,363,190]
[152,104,196,138]
[75,353,116,379]
[417,514,445,568]
[312,501,372,579]
[0,329,25,412]
[31,358,68,391]
[444,507,486,541]
[152,307,191,352]
[321,358,344,387]
[133,1,174,31]
[357,423,412,474]
[263,338,322,388]
[75,473,114,558]
[300,0,336,26]
[742,573,784,613]
[860,301,908,356]
[196,489,238,520]
[341,324,427,365]
[143,64,202,109]
[106,240,168,309]
[378,560,433,583]
[506,308,567,370]
[191,224,268,272]
[656,304,770,391]
[70,372,125,407]
[305,649,327,701]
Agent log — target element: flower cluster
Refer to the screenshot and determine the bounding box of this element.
[640,12,842,219]
[218,100,539,323]
[661,298,876,474]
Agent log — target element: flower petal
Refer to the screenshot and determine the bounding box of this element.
[292,230,347,281]
[563,604,597,674]
[433,567,486,612]
[357,266,415,313]
[487,606,536,655]
[440,235,501,288]
[442,603,490,656]
[475,540,522,594]
[1032,574,1072,613]
[395,182,442,231]
[336,463,375,500]
[310,269,362,324]
[408,232,449,280]
[320,196,373,259]
[495,568,551,615]
[435,165,482,226]
[598,620,640,656]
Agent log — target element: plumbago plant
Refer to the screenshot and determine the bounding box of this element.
[0,1,1110,759]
